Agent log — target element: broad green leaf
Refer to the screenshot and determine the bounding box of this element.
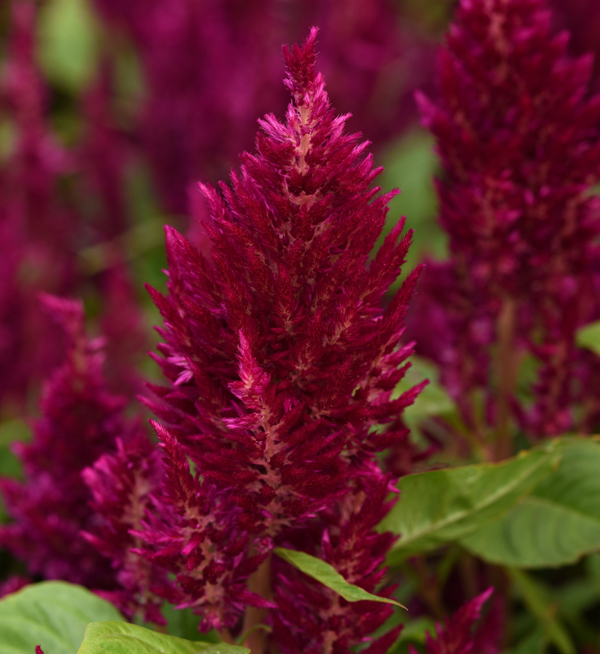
[273,548,405,608]
[379,441,561,564]
[77,622,249,654]
[461,441,600,568]
[0,581,124,654]
[507,569,575,654]
[576,320,600,356]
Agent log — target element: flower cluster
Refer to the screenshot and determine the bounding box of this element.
[410,589,501,654]
[0,1,146,412]
[0,296,139,588]
[0,2,78,410]
[82,433,165,623]
[271,478,402,654]
[142,29,424,649]
[409,0,600,440]
[79,61,149,398]
[549,0,600,90]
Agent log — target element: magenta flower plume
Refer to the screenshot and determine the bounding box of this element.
[0,3,145,410]
[144,28,423,647]
[0,296,137,588]
[0,1,77,410]
[550,0,600,90]
[79,60,129,241]
[78,62,149,399]
[410,0,600,438]
[410,589,500,654]
[82,433,165,623]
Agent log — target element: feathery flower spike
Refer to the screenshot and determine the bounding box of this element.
[410,589,500,654]
[82,433,165,623]
[0,297,137,588]
[410,0,600,440]
[0,1,77,411]
[144,27,423,649]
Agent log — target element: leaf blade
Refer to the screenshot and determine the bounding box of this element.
[379,440,562,564]
[0,581,124,654]
[461,441,600,568]
[77,622,249,654]
[273,548,405,608]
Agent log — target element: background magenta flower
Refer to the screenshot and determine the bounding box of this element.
[0,296,142,589]
[0,1,148,413]
[0,1,79,411]
[410,589,500,654]
[408,0,600,442]
[82,433,165,623]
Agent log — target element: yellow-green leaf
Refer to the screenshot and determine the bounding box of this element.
[274,548,405,608]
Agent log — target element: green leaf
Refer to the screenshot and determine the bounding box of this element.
[379,130,442,248]
[576,320,600,356]
[387,616,437,654]
[379,441,562,564]
[0,418,31,520]
[273,548,405,608]
[77,622,249,654]
[0,581,124,654]
[461,441,600,568]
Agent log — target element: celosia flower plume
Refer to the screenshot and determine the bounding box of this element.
[0,296,139,589]
[0,1,77,410]
[410,589,500,654]
[409,0,600,439]
[82,433,165,623]
[143,28,424,649]
[0,2,146,411]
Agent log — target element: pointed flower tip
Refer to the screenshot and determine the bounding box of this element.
[37,294,85,343]
[282,27,320,99]
[478,586,494,607]
[38,293,82,320]
[149,419,170,440]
